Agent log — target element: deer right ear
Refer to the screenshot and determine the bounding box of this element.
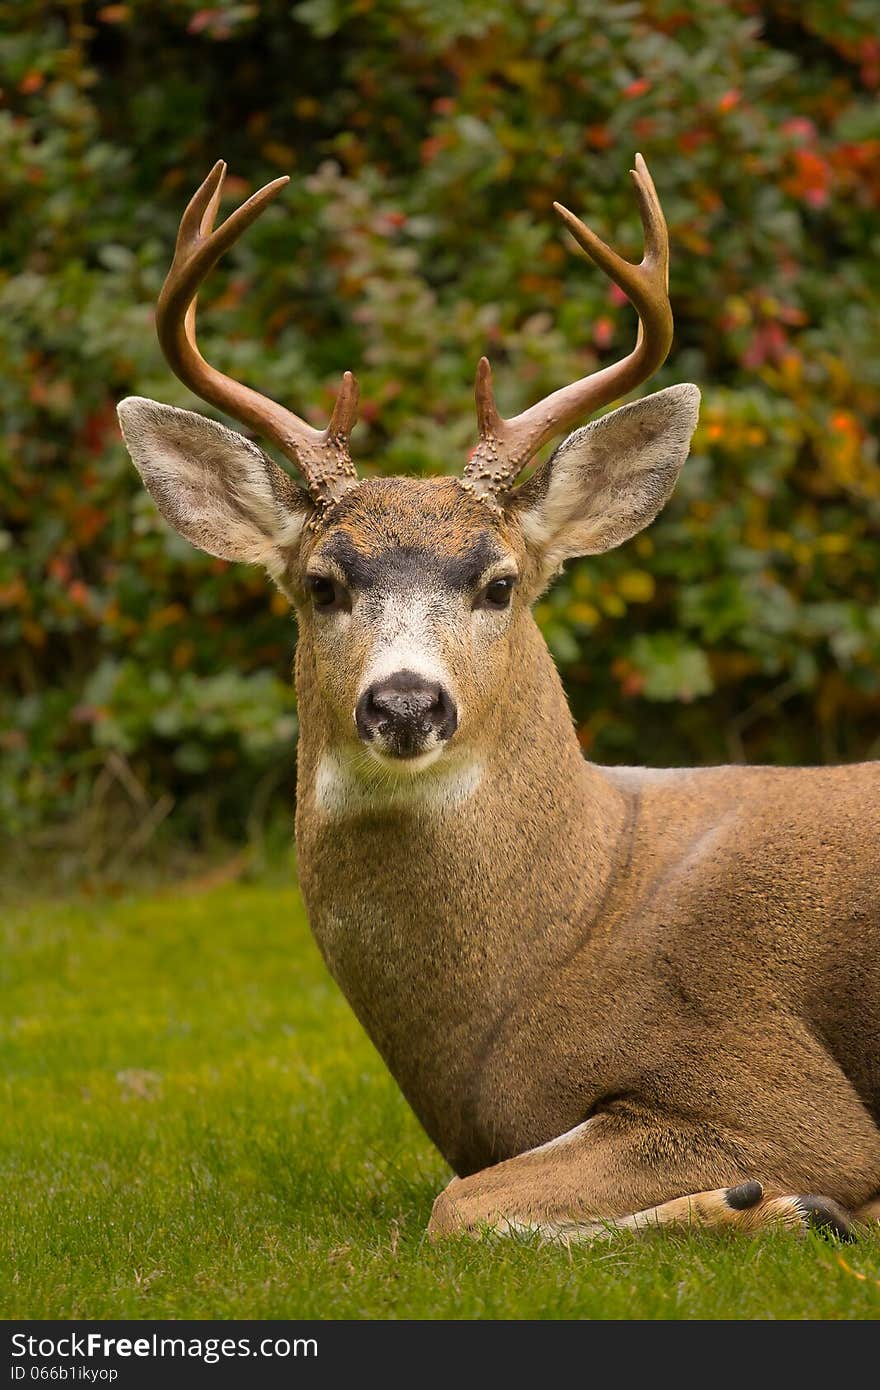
[510,384,700,586]
[118,397,314,584]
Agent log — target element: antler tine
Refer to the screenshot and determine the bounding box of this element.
[327,368,360,441]
[156,161,360,506]
[463,153,673,502]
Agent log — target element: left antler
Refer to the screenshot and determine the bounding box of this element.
[463,153,673,501]
[156,160,360,507]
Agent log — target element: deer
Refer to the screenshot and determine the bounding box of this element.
[118,155,880,1244]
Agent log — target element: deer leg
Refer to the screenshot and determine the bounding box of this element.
[457,1184,854,1244]
[428,1113,854,1242]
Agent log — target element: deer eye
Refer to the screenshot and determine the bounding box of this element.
[478,576,515,610]
[306,573,346,611]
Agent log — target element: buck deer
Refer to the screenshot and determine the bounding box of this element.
[118,157,880,1242]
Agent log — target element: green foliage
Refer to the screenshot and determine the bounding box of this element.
[3,0,880,848]
[3,880,878,1318]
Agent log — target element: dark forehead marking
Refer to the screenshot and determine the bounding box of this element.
[320,530,501,591]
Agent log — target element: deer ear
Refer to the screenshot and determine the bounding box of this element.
[118,397,314,583]
[511,384,700,584]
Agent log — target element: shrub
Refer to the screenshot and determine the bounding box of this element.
[2,0,879,854]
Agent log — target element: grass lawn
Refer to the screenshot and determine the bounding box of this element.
[2,876,878,1320]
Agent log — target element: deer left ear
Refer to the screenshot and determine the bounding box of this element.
[511,384,700,583]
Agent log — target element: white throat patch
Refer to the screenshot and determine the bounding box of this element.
[313,748,483,819]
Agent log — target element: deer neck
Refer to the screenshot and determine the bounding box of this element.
[293,611,629,1160]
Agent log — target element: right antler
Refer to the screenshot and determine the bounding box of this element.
[156,160,359,507]
[463,153,673,502]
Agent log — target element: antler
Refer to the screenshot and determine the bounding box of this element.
[463,153,673,501]
[156,160,359,506]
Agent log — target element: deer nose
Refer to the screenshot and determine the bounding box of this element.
[355,670,458,755]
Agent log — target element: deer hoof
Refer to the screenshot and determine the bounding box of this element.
[794,1195,855,1241]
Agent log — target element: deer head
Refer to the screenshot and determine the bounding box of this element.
[118,156,699,775]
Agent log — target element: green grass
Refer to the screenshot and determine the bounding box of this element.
[2,878,878,1320]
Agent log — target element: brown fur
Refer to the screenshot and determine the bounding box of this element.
[119,395,880,1241]
[856,1198,880,1225]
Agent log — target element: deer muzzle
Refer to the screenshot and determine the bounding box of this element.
[355,670,458,760]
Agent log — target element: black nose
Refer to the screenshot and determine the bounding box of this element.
[355,669,458,755]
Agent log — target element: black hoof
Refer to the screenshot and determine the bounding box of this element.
[725,1180,764,1210]
[796,1195,855,1242]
